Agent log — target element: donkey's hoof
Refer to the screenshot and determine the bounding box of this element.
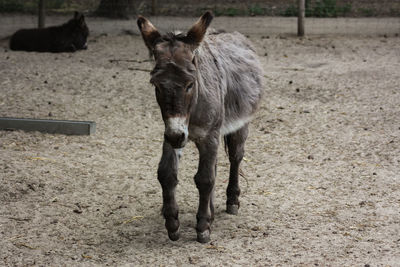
[197,230,211,243]
[168,229,180,241]
[226,204,239,215]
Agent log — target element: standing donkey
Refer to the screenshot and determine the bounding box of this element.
[137,11,263,243]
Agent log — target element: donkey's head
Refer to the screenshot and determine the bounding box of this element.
[137,12,213,148]
[66,12,89,50]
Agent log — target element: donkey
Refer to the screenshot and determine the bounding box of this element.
[10,12,89,53]
[137,12,263,243]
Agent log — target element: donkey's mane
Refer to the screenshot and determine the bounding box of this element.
[150,31,197,84]
[155,29,225,47]
[155,31,197,47]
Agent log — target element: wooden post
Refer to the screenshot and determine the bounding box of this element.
[38,0,45,28]
[298,0,305,36]
[151,0,157,16]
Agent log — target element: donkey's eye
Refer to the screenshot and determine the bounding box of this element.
[186,83,194,92]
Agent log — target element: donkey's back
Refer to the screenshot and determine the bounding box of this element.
[10,28,58,52]
[196,31,263,135]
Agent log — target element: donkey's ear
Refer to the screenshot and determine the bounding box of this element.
[74,12,85,27]
[186,11,213,47]
[137,16,161,51]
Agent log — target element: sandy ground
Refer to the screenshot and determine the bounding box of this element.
[0,16,400,266]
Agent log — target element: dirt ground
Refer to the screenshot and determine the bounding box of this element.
[1,16,400,266]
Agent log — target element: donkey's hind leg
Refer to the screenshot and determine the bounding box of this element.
[225,123,249,215]
[158,142,180,241]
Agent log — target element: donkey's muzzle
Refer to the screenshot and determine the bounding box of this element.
[164,117,188,149]
[164,132,187,149]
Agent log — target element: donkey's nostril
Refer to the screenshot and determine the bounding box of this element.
[179,133,185,143]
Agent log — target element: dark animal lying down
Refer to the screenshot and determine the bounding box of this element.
[9,12,89,52]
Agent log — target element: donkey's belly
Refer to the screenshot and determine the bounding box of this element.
[189,116,251,141]
[221,116,252,136]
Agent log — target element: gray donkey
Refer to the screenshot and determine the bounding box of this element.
[137,11,263,243]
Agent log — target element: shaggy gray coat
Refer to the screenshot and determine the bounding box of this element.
[189,31,263,140]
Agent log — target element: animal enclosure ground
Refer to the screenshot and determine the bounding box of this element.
[0,16,399,266]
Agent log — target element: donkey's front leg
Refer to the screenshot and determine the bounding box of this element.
[194,135,219,243]
[158,142,181,241]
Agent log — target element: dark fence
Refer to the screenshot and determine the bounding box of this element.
[1,0,399,17]
[0,0,399,39]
